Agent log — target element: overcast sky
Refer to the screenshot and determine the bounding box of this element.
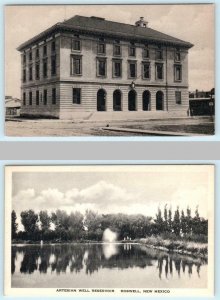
[5,4,214,98]
[11,165,214,230]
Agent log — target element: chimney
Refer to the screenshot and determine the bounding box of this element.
[135,17,148,28]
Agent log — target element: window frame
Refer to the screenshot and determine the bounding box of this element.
[43,45,47,57]
[35,48,39,59]
[112,59,122,78]
[155,63,164,80]
[142,62,151,80]
[175,49,181,62]
[174,64,182,82]
[175,91,182,104]
[97,42,106,55]
[128,46,136,57]
[128,60,137,79]
[23,92,26,106]
[36,90,40,106]
[51,55,56,76]
[23,69,26,83]
[51,40,56,53]
[35,62,40,80]
[72,88,81,104]
[29,65,33,81]
[52,88,56,105]
[43,89,47,105]
[143,47,150,59]
[29,51,32,62]
[96,57,107,78]
[43,58,48,78]
[113,43,121,56]
[71,39,81,52]
[70,55,82,76]
[29,91,32,105]
[155,49,163,60]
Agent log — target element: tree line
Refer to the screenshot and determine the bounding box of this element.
[11,206,208,242]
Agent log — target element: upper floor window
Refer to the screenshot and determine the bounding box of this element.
[29,51,32,61]
[175,91,182,104]
[71,55,82,75]
[174,64,182,81]
[51,55,56,76]
[73,88,81,104]
[23,69,26,83]
[142,62,150,79]
[43,58,48,78]
[23,92,26,106]
[97,42,106,55]
[43,45,47,56]
[36,48,39,59]
[52,88,56,105]
[35,62,40,80]
[29,66,33,81]
[128,61,136,78]
[51,41,56,53]
[175,49,181,62]
[143,47,149,59]
[155,63,163,80]
[129,46,136,57]
[155,48,163,60]
[113,59,122,78]
[23,54,26,64]
[96,58,107,77]
[72,39,81,51]
[113,42,121,56]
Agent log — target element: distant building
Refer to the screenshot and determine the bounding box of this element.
[17,15,193,119]
[5,97,21,116]
[189,89,215,116]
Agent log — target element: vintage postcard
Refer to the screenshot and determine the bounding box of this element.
[5,165,214,296]
[5,4,214,137]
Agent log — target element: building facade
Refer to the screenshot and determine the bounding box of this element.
[17,15,193,119]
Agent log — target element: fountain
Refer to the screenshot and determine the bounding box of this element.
[102,228,117,243]
[102,228,118,259]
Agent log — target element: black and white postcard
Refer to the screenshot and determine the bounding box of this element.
[4,165,214,296]
[5,4,214,137]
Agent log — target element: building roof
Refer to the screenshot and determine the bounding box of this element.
[18,15,193,51]
[5,99,21,108]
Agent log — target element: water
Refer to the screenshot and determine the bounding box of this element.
[11,243,207,288]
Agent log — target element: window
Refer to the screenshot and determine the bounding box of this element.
[72,39,81,51]
[43,89,47,105]
[113,60,122,77]
[156,49,163,60]
[174,64,182,81]
[23,69,26,83]
[35,63,40,80]
[51,55,56,76]
[175,49,181,62]
[113,43,121,56]
[155,63,163,80]
[97,58,106,77]
[23,54,26,64]
[129,46,136,57]
[143,47,149,59]
[51,41,56,53]
[23,92,26,106]
[29,66,32,81]
[142,62,150,79]
[175,91,182,104]
[43,58,48,78]
[72,88,81,104]
[36,48,39,59]
[128,61,136,78]
[71,55,82,75]
[52,88,56,104]
[97,43,105,54]
[29,51,32,61]
[43,45,47,56]
[36,90,39,105]
[29,91,32,105]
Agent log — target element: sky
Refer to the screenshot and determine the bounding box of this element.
[5,4,214,99]
[11,165,214,230]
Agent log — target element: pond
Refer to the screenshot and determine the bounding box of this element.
[11,243,207,288]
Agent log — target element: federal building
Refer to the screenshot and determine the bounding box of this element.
[17,15,193,119]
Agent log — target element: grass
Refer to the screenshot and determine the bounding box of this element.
[137,236,208,257]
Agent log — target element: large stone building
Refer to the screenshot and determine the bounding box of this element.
[17,15,193,119]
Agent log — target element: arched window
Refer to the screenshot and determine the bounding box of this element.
[113,90,122,111]
[128,90,137,111]
[143,90,151,111]
[97,89,106,111]
[156,91,164,110]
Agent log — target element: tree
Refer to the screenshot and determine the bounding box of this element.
[163,205,168,233]
[154,207,164,235]
[168,206,172,233]
[68,211,84,240]
[180,210,187,236]
[173,207,181,236]
[186,206,192,235]
[20,210,39,239]
[39,210,51,240]
[11,210,18,239]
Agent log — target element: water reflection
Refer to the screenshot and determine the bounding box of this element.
[12,243,207,281]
